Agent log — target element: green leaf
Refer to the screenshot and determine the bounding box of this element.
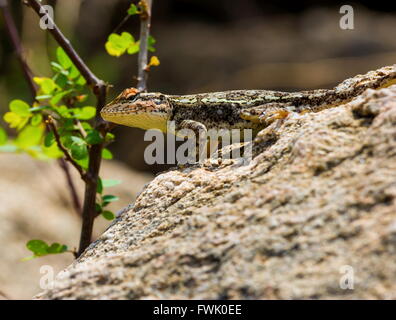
[70,136,85,144]
[105,132,115,142]
[60,133,73,148]
[71,142,88,160]
[24,240,68,260]
[55,105,72,118]
[42,143,63,159]
[127,3,139,15]
[50,61,64,72]
[72,106,96,120]
[103,195,119,202]
[26,240,49,256]
[148,35,156,52]
[76,76,87,86]
[97,177,103,194]
[16,125,44,149]
[76,156,89,170]
[34,77,57,95]
[47,243,68,254]
[63,120,77,132]
[29,106,50,113]
[102,179,122,188]
[102,148,113,159]
[54,73,69,88]
[102,210,115,220]
[69,65,80,79]
[30,113,43,126]
[56,47,73,69]
[102,194,119,206]
[50,90,73,105]
[36,95,53,100]
[95,202,102,213]
[44,132,55,147]
[0,127,8,145]
[9,100,31,117]
[85,130,103,145]
[41,79,57,94]
[81,122,93,131]
[127,41,140,55]
[105,32,135,57]
[4,112,23,129]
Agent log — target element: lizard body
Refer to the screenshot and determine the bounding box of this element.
[101,65,396,137]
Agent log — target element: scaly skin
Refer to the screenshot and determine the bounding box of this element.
[100,65,396,137]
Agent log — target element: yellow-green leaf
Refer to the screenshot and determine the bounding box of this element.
[34,77,57,95]
[42,143,64,159]
[105,32,135,57]
[4,112,22,128]
[9,100,31,117]
[31,114,43,126]
[73,106,96,120]
[102,148,113,159]
[16,125,44,149]
[56,47,73,69]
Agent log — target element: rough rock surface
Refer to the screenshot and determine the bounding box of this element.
[36,85,396,299]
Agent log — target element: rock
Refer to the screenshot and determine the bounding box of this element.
[35,85,396,299]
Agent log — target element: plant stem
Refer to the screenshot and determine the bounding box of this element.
[77,85,106,257]
[26,0,103,89]
[26,0,109,256]
[137,0,153,92]
[1,0,83,216]
[58,158,82,216]
[46,117,88,182]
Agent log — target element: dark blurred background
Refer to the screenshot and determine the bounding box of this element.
[2,0,396,173]
[1,0,396,300]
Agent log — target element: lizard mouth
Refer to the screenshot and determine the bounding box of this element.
[101,109,169,133]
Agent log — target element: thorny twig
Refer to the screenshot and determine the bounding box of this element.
[46,117,88,182]
[136,0,153,91]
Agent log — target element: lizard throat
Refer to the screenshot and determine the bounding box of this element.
[101,109,169,133]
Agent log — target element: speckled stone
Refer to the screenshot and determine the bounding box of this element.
[36,85,396,300]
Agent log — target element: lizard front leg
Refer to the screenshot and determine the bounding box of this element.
[240,102,294,126]
[176,120,208,163]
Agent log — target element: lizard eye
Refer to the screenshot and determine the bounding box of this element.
[126,92,139,101]
[152,99,163,105]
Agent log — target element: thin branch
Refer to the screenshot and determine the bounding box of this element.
[0,0,37,98]
[137,0,153,91]
[25,0,104,89]
[46,117,88,183]
[58,158,82,216]
[1,0,83,216]
[25,0,110,257]
[112,13,131,34]
[77,87,106,257]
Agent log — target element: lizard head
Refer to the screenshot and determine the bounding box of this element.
[100,88,172,132]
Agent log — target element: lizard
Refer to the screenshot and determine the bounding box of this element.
[100,65,396,150]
